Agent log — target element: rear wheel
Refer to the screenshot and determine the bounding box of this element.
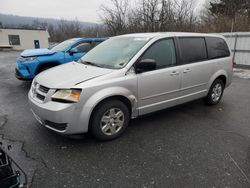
[90,100,130,141]
[205,79,225,105]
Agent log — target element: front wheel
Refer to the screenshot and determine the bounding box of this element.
[205,79,225,105]
[90,100,130,141]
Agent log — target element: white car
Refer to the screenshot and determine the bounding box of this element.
[28,32,233,140]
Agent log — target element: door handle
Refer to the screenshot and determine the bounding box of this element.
[170,71,179,76]
[183,68,191,73]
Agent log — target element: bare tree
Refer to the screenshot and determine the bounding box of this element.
[140,0,161,32]
[56,19,82,41]
[159,0,176,31]
[82,24,109,37]
[172,0,197,31]
[32,20,48,30]
[100,0,199,35]
[100,0,129,35]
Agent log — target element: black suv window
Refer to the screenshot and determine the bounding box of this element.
[75,42,92,52]
[141,39,176,69]
[206,37,230,59]
[179,37,207,64]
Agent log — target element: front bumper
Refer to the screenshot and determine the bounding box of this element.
[15,68,32,80]
[28,90,88,134]
[15,60,38,80]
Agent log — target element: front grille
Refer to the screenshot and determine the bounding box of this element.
[44,120,67,131]
[36,93,45,101]
[38,85,49,93]
[32,82,50,102]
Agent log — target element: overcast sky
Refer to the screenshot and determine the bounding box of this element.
[0,0,206,23]
[0,0,113,23]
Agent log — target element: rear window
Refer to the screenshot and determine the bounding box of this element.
[179,37,207,64]
[206,37,230,59]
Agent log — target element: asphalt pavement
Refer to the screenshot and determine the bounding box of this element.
[0,51,250,188]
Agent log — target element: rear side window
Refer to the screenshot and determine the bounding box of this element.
[141,39,176,69]
[179,37,207,64]
[206,37,230,59]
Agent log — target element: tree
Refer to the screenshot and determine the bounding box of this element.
[140,0,160,32]
[100,0,199,35]
[173,0,197,32]
[56,19,82,41]
[100,0,129,35]
[204,0,250,32]
[209,0,250,19]
[32,20,48,30]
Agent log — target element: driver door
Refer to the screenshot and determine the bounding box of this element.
[137,38,182,115]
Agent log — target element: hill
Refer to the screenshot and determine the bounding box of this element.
[0,13,97,29]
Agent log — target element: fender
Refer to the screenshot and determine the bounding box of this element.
[78,87,138,133]
[207,69,228,94]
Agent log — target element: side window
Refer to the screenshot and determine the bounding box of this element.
[94,41,104,47]
[206,37,230,59]
[75,42,92,53]
[141,39,176,69]
[8,35,20,45]
[179,37,207,64]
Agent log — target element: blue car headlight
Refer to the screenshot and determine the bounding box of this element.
[18,56,37,62]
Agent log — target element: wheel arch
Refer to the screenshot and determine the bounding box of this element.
[216,75,226,86]
[78,87,138,133]
[35,61,61,75]
[207,70,228,93]
[93,95,132,113]
[89,95,133,126]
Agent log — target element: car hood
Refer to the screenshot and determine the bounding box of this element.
[21,48,56,57]
[36,62,113,88]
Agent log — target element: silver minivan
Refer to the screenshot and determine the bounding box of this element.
[28,32,233,140]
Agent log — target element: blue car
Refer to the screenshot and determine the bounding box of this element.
[15,37,108,80]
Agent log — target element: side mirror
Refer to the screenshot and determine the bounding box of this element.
[136,59,156,73]
[69,47,78,55]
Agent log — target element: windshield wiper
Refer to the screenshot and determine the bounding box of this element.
[78,60,103,68]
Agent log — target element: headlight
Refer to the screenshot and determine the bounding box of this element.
[19,56,37,62]
[51,89,81,103]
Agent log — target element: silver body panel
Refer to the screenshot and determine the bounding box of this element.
[28,32,233,134]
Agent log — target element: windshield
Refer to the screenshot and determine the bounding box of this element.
[51,39,76,51]
[80,37,151,69]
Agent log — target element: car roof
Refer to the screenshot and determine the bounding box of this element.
[117,32,225,39]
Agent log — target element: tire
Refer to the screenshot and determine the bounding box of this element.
[205,79,225,105]
[90,100,130,141]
